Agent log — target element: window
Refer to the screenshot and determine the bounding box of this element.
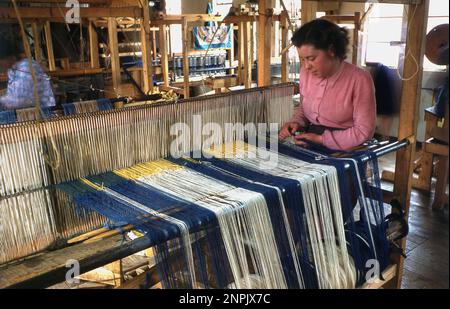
[363,1,449,71]
[166,0,182,54]
[362,3,404,68]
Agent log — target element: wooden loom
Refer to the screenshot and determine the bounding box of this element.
[0,83,410,288]
[0,0,429,289]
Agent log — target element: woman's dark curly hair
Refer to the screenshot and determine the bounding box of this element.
[291,19,349,60]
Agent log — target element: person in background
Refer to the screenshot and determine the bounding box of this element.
[279,19,376,150]
[0,33,55,110]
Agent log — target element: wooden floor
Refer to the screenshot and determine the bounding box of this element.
[378,151,449,289]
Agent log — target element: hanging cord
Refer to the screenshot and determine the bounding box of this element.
[11,0,40,119]
[396,4,420,82]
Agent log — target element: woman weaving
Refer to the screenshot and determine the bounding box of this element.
[279,19,376,151]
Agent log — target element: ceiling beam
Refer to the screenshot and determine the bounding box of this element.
[0,6,142,19]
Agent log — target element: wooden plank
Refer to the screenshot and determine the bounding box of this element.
[301,0,318,25]
[140,22,154,94]
[15,0,109,3]
[361,264,397,289]
[281,12,289,83]
[243,21,252,89]
[0,7,143,19]
[389,0,429,289]
[257,0,271,87]
[43,21,56,71]
[0,234,155,289]
[227,23,235,76]
[353,12,361,65]
[237,22,245,85]
[88,21,100,69]
[115,266,160,289]
[140,0,154,94]
[424,139,449,156]
[182,17,190,98]
[159,25,170,87]
[48,67,103,77]
[108,17,121,93]
[159,85,184,96]
[432,155,449,209]
[31,22,42,64]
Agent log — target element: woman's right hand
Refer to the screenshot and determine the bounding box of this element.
[279,122,301,140]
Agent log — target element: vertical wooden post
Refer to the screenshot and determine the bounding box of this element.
[388,0,429,289]
[159,25,170,87]
[243,22,252,89]
[44,21,56,71]
[227,23,235,75]
[152,29,158,61]
[88,20,100,69]
[141,1,154,94]
[301,0,318,25]
[31,22,42,64]
[257,0,272,87]
[182,17,190,98]
[108,17,121,93]
[281,12,289,83]
[352,12,361,65]
[237,21,245,85]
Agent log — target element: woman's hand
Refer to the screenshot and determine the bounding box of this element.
[294,133,323,147]
[279,122,301,140]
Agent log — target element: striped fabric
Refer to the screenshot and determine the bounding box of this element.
[0,106,58,124]
[62,98,113,116]
[56,141,389,289]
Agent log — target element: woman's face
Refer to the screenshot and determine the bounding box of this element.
[297,44,339,79]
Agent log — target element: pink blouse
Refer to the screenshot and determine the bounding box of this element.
[290,61,376,150]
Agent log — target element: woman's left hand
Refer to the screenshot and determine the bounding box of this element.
[294,133,323,147]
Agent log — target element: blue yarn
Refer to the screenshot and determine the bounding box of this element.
[57,171,234,288]
[0,110,17,124]
[169,156,318,288]
[62,103,76,115]
[275,142,390,283]
[96,98,113,111]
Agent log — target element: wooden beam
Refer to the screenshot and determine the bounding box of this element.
[361,264,397,289]
[301,0,318,24]
[108,17,121,92]
[237,22,245,85]
[281,12,289,83]
[0,234,156,289]
[159,24,170,87]
[182,17,190,98]
[257,0,271,87]
[353,12,361,65]
[0,7,143,19]
[31,22,42,64]
[227,23,235,76]
[88,21,100,69]
[140,0,154,94]
[48,68,103,77]
[148,14,282,27]
[389,0,429,289]
[15,0,109,3]
[243,21,252,89]
[43,21,56,71]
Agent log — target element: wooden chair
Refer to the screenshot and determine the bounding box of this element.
[419,106,449,209]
